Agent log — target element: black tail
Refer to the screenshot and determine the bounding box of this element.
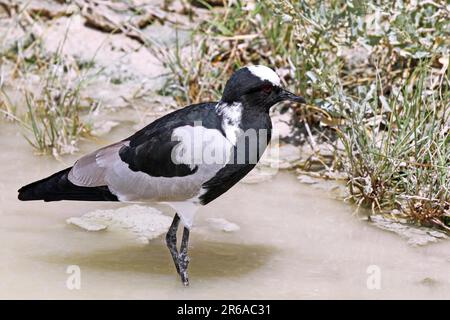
[18,168,118,202]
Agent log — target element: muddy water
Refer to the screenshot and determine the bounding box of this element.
[1,121,450,299]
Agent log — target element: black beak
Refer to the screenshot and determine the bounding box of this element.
[281,89,306,104]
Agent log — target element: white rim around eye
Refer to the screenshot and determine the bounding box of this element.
[247,65,281,87]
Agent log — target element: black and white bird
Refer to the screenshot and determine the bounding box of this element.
[18,65,305,286]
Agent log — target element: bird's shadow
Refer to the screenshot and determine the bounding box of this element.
[38,238,277,279]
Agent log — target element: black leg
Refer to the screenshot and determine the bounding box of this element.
[179,227,190,286]
[166,214,180,274]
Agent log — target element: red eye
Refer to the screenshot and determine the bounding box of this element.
[262,84,273,94]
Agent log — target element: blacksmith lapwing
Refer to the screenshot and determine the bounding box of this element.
[18,65,306,286]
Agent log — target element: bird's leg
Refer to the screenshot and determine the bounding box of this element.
[178,226,190,286]
[166,213,181,274]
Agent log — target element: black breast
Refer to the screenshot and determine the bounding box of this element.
[200,112,272,205]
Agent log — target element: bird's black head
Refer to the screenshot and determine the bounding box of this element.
[221,65,306,111]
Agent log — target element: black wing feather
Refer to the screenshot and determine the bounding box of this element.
[18,168,118,202]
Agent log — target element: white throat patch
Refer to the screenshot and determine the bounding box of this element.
[247,65,281,86]
[215,102,243,146]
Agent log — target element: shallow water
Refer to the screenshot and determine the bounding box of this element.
[1,122,450,299]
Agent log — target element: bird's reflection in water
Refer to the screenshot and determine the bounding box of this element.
[39,239,277,279]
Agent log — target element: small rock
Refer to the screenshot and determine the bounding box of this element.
[370,215,448,246]
[91,120,119,136]
[67,217,107,231]
[66,205,172,242]
[261,144,301,169]
[297,175,318,184]
[206,218,240,233]
[241,166,277,184]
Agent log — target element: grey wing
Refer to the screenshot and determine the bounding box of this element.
[68,141,126,187]
[67,138,197,202]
